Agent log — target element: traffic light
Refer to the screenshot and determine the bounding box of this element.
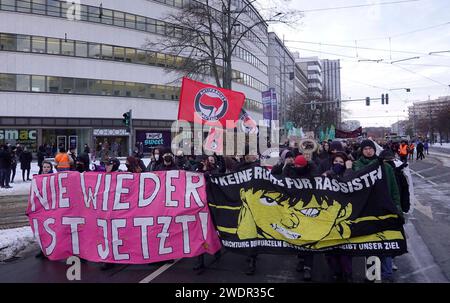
[122,111,131,132]
[289,72,295,80]
[385,93,389,104]
[381,94,385,105]
[366,97,370,106]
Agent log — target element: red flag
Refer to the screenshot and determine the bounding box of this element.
[178,77,246,128]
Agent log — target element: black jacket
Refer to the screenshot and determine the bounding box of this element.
[19,151,32,170]
[154,162,177,171]
[282,161,320,178]
[390,162,411,213]
[0,149,12,169]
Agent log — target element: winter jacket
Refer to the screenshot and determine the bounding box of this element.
[389,162,411,213]
[416,143,424,153]
[19,151,32,170]
[154,162,177,171]
[0,149,12,169]
[282,161,320,178]
[353,156,402,215]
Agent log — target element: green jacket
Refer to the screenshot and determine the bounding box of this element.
[353,157,402,215]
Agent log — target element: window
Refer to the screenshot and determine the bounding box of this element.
[0,74,16,91]
[113,11,124,27]
[156,21,165,35]
[124,82,135,97]
[88,6,100,22]
[101,8,113,25]
[32,0,45,14]
[0,33,16,51]
[135,83,147,98]
[79,4,88,21]
[31,75,46,92]
[174,0,183,8]
[16,0,31,13]
[113,46,125,61]
[136,16,145,31]
[1,0,16,11]
[16,74,30,91]
[101,80,113,95]
[61,39,74,56]
[125,48,136,63]
[46,37,60,54]
[31,36,45,54]
[74,78,88,94]
[16,35,30,52]
[46,0,60,17]
[156,53,166,67]
[61,77,74,93]
[146,18,156,33]
[101,44,113,60]
[46,76,60,92]
[75,41,87,57]
[113,81,126,96]
[88,79,102,95]
[125,13,136,29]
[135,50,148,64]
[88,42,100,58]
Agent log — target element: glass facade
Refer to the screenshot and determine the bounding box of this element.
[0,0,267,71]
[0,32,267,92]
[0,73,263,112]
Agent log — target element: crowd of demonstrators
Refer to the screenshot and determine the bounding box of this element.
[26,138,411,283]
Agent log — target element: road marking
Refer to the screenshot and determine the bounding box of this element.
[413,198,434,220]
[398,264,438,281]
[139,259,181,283]
[425,171,450,180]
[409,169,438,186]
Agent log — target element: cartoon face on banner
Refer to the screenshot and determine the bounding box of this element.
[236,189,352,245]
[195,88,228,121]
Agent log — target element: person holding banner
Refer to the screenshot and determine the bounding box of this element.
[283,155,319,281]
[323,152,355,282]
[35,160,55,260]
[154,151,177,171]
[271,150,294,176]
[147,147,163,172]
[353,140,402,283]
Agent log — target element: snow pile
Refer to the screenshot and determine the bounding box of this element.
[0,226,36,261]
[434,143,450,150]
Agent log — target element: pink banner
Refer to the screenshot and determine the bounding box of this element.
[27,171,222,264]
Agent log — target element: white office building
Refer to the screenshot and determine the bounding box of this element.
[0,0,268,155]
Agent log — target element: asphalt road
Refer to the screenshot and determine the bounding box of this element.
[0,148,449,283]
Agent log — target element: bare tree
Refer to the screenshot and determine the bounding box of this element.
[286,93,340,135]
[145,0,301,88]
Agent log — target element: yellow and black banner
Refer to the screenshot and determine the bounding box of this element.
[207,162,407,256]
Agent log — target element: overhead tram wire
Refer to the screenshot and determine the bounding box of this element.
[308,21,450,43]
[287,46,450,89]
[299,0,421,13]
[284,39,450,59]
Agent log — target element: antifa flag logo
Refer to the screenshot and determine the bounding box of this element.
[194,88,228,121]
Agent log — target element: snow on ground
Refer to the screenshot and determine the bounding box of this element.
[434,143,450,150]
[0,226,36,261]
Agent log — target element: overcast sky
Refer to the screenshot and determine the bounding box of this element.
[264,0,450,127]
